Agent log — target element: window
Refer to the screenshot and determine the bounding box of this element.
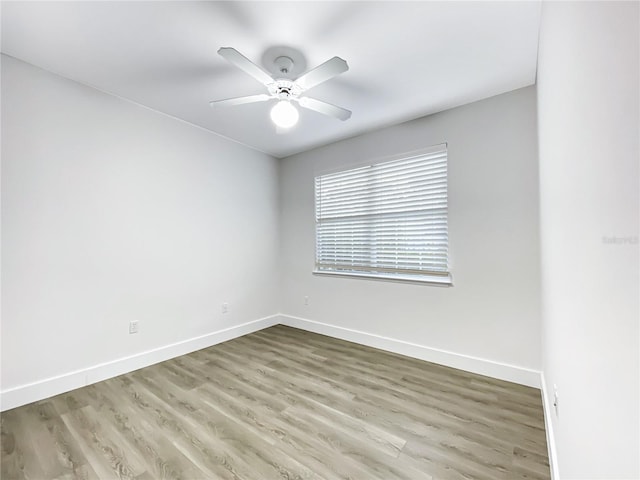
[314,144,450,285]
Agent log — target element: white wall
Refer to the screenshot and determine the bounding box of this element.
[279,86,542,383]
[537,2,639,479]
[1,55,280,408]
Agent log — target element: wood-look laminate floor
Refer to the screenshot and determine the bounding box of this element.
[1,325,551,480]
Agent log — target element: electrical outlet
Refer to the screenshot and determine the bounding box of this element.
[553,384,559,416]
[129,320,139,334]
[304,296,309,306]
[222,302,229,314]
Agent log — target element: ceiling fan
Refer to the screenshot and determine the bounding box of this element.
[210,47,351,129]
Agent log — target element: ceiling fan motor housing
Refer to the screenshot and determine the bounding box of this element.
[268,79,302,100]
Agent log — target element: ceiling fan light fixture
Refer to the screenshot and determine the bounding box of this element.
[270,100,299,129]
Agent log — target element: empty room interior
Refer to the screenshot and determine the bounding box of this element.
[1,1,638,479]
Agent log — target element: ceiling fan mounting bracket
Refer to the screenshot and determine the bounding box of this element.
[274,56,294,75]
[261,46,307,78]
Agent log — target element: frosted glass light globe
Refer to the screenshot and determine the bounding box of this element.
[270,101,299,128]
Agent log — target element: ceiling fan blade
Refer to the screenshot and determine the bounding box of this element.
[295,57,348,91]
[298,97,352,121]
[218,47,274,86]
[209,94,271,107]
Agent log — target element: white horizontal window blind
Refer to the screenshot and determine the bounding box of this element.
[315,145,449,283]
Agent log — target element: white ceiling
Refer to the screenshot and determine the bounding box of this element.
[1,1,541,158]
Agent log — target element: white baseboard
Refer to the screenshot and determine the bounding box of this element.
[0,315,280,411]
[1,314,542,411]
[279,314,541,388]
[540,371,561,480]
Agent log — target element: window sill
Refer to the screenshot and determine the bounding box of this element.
[312,270,453,287]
